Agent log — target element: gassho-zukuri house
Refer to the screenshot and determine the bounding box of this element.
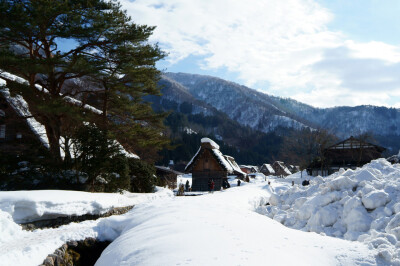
[185,138,246,191]
[307,136,386,177]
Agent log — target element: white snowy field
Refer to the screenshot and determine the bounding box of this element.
[2,163,398,265]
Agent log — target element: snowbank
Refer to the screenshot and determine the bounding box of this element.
[0,189,172,223]
[265,159,400,264]
[0,188,173,266]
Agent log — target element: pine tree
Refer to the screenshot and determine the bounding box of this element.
[0,0,167,163]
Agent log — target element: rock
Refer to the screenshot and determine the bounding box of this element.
[67,241,78,247]
[42,256,54,266]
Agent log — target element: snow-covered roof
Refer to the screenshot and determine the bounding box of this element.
[0,71,139,159]
[0,71,102,115]
[185,147,201,172]
[201,137,219,149]
[211,149,233,173]
[327,136,385,152]
[274,161,292,175]
[0,84,50,149]
[185,139,236,174]
[261,163,275,174]
[224,155,246,176]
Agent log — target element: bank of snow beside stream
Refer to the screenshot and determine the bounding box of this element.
[0,188,173,266]
[265,159,400,264]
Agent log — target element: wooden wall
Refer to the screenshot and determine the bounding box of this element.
[191,149,227,191]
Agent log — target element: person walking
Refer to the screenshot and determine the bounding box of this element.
[210,179,215,193]
[185,180,190,192]
[237,179,241,186]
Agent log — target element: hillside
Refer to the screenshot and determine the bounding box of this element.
[159,72,400,155]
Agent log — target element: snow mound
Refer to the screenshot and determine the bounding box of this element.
[265,159,400,264]
[0,210,25,245]
[0,188,173,266]
[0,189,172,223]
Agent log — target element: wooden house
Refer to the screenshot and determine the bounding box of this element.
[185,138,244,191]
[224,155,246,179]
[307,136,386,177]
[155,166,183,189]
[288,165,300,174]
[272,161,292,177]
[0,91,47,157]
[260,163,275,176]
[240,165,258,174]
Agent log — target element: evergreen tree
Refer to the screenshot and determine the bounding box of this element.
[0,0,167,163]
[72,123,130,192]
[128,158,156,193]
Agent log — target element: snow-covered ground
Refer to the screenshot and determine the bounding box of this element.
[3,161,400,265]
[265,159,400,265]
[96,180,379,265]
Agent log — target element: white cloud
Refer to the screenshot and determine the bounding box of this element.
[121,0,400,108]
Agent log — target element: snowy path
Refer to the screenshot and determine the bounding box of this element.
[96,182,380,266]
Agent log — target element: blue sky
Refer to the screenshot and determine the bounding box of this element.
[117,1,400,108]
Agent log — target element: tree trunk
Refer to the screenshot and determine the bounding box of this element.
[45,123,62,164]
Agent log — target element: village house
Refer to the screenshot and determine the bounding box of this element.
[288,165,300,174]
[260,163,275,176]
[272,161,292,177]
[185,138,245,191]
[0,88,48,157]
[240,165,258,174]
[307,136,386,177]
[155,166,183,189]
[224,155,246,180]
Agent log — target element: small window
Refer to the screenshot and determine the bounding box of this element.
[0,109,4,117]
[16,133,22,139]
[0,124,5,139]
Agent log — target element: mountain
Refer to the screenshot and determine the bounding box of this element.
[157,72,400,155]
[164,72,310,132]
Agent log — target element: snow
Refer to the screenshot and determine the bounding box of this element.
[0,85,50,149]
[0,180,389,265]
[4,159,400,265]
[0,190,170,224]
[0,71,102,115]
[262,163,275,174]
[0,188,173,266]
[201,137,220,149]
[185,138,235,173]
[264,159,400,264]
[362,190,390,210]
[184,147,201,171]
[96,182,379,266]
[224,155,246,175]
[211,148,234,172]
[274,161,292,175]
